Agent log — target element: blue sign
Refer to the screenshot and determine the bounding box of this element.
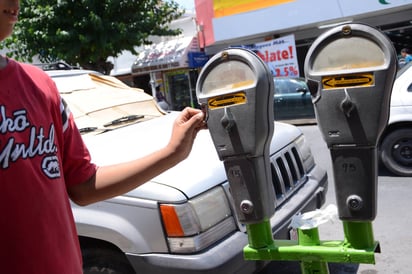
[188,51,209,68]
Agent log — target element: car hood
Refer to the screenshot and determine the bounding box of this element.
[82,112,302,201]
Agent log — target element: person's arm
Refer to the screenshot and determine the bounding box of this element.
[67,107,206,206]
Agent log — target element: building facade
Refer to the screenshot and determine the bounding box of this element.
[112,1,412,111]
[195,0,412,76]
[125,11,209,111]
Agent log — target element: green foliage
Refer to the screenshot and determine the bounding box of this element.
[2,0,184,74]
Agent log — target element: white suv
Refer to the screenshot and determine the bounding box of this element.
[46,67,328,274]
[380,62,412,176]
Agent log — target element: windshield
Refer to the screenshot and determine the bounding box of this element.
[397,61,412,78]
[50,72,164,134]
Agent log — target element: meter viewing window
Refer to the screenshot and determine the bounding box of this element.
[312,37,385,73]
[201,60,256,96]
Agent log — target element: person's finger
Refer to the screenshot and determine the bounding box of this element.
[179,108,204,128]
[186,112,204,131]
[183,107,202,120]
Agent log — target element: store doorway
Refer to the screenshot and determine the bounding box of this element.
[166,70,199,110]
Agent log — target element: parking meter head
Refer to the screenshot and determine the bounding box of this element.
[304,23,397,221]
[304,23,397,147]
[196,48,275,223]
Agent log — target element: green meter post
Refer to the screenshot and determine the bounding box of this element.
[196,48,276,248]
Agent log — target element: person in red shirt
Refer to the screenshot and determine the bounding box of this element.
[0,1,206,273]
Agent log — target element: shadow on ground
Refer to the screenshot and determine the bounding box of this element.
[260,261,360,274]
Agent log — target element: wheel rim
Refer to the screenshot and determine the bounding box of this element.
[391,137,412,167]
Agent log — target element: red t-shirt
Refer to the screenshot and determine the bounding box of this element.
[0,59,97,273]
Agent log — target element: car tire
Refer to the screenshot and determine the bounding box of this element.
[82,247,135,274]
[380,128,412,176]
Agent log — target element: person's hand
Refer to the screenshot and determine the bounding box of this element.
[167,107,207,162]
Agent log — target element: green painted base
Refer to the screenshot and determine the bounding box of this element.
[244,239,379,264]
[244,219,378,274]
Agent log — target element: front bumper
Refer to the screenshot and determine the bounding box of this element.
[126,165,328,274]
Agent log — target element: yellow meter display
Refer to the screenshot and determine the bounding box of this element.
[322,73,374,89]
[208,92,247,109]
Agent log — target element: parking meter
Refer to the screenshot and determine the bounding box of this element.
[196,48,275,224]
[304,23,397,221]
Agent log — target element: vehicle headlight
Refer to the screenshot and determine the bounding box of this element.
[160,187,236,253]
[295,134,315,172]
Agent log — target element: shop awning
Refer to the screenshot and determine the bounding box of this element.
[131,37,195,75]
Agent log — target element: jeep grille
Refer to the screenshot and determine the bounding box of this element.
[270,144,306,205]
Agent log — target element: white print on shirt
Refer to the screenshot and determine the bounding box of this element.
[0,105,60,178]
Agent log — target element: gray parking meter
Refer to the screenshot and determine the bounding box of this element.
[304,23,397,221]
[196,48,275,224]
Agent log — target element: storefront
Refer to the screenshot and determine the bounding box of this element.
[194,0,412,74]
[131,36,208,111]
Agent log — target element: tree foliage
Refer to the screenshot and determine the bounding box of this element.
[2,0,184,74]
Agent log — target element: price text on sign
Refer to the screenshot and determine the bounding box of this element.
[322,73,374,89]
[273,66,299,77]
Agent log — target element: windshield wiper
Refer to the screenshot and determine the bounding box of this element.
[79,127,98,133]
[103,114,144,127]
[79,115,144,133]
[79,127,115,134]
